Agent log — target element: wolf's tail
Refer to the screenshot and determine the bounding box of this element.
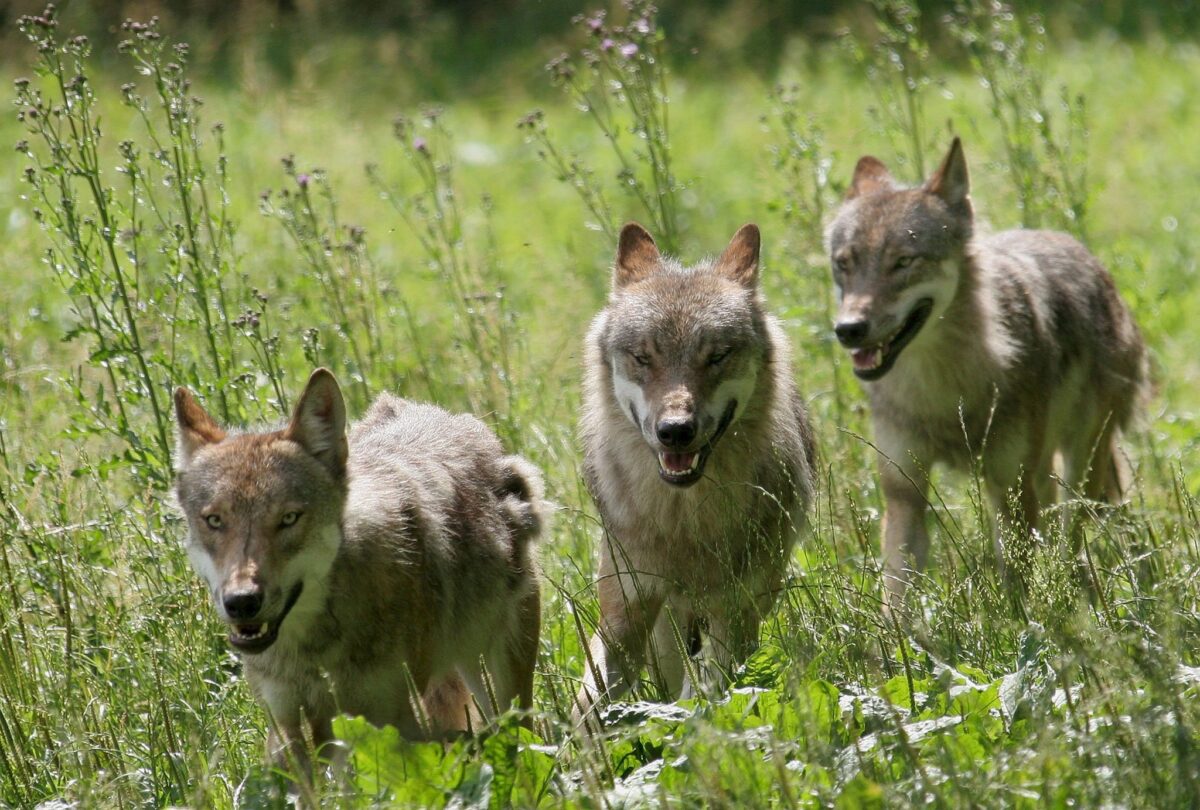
[495,455,547,556]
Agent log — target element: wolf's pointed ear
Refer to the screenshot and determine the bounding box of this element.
[285,368,348,480]
[174,387,226,467]
[614,222,660,288]
[925,137,971,212]
[716,223,761,288]
[847,156,894,200]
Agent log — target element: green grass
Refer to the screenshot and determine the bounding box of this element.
[1,4,1199,807]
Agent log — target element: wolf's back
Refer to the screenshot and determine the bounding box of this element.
[351,393,545,554]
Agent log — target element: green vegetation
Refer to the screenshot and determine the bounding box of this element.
[1,2,1198,806]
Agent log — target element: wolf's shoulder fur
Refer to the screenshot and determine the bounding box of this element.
[271,395,541,676]
[346,393,543,563]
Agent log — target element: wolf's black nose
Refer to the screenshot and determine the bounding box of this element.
[656,418,696,448]
[223,589,263,620]
[834,320,870,347]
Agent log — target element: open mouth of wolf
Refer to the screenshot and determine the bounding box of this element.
[849,298,934,381]
[227,581,304,654]
[656,400,737,488]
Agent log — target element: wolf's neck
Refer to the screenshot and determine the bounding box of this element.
[933,251,1016,370]
[875,251,1018,416]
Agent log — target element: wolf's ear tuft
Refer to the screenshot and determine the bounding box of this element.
[286,368,348,480]
[174,387,226,467]
[847,156,894,200]
[716,223,761,288]
[614,222,661,288]
[925,137,971,212]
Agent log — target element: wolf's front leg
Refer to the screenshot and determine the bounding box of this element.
[880,462,931,619]
[573,569,663,727]
[700,603,763,695]
[266,713,335,786]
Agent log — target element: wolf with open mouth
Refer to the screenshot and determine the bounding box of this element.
[827,138,1148,615]
[173,369,544,776]
[574,222,816,723]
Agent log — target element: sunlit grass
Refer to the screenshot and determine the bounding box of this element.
[0,4,1198,807]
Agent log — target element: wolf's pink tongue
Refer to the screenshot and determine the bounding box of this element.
[851,348,882,370]
[662,452,697,473]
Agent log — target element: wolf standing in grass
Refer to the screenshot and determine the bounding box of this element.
[827,138,1147,613]
[574,223,816,720]
[174,369,544,772]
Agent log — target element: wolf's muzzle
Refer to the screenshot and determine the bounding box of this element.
[227,580,305,655]
[844,298,934,381]
[656,399,738,488]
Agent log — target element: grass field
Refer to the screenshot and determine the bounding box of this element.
[1,2,1199,807]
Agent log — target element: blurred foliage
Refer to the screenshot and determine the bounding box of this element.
[1,0,1197,90]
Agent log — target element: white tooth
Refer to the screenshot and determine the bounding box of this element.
[688,455,698,472]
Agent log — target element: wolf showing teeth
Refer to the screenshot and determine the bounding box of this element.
[827,137,1148,614]
[574,222,816,724]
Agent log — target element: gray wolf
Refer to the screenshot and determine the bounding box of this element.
[827,137,1147,612]
[574,222,816,722]
[174,369,544,772]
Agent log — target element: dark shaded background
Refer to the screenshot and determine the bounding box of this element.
[1,0,1196,94]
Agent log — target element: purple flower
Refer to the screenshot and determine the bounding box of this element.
[601,38,615,51]
[632,17,651,34]
[586,14,604,32]
[296,173,310,188]
[413,136,428,154]
[620,42,639,58]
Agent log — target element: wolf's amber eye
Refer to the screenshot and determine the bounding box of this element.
[708,349,732,367]
[279,511,302,528]
[204,514,222,530]
[894,255,916,271]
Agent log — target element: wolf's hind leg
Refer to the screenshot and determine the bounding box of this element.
[423,672,475,736]
[1063,418,1121,505]
[477,585,541,728]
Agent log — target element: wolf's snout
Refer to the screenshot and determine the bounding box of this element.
[223,587,264,621]
[834,319,871,347]
[655,417,696,449]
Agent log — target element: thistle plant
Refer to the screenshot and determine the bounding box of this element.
[946,1,1091,238]
[13,9,258,485]
[521,0,682,253]
[841,0,939,180]
[764,87,849,423]
[368,109,525,442]
[259,160,379,408]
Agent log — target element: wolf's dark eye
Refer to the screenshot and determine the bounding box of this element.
[204,514,222,530]
[834,256,850,274]
[631,352,651,368]
[279,511,302,528]
[707,348,732,367]
[893,255,916,271]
